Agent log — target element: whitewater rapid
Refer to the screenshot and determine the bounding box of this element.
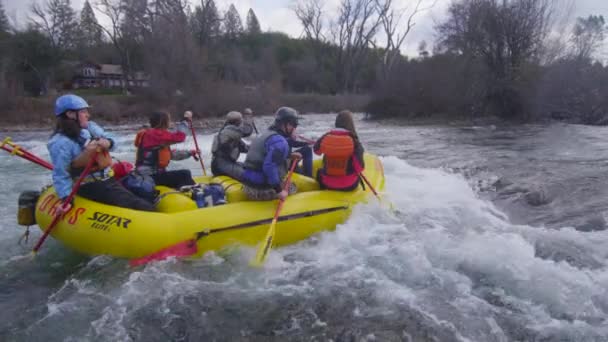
[1,116,607,341]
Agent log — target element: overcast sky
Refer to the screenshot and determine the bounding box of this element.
[4,0,608,56]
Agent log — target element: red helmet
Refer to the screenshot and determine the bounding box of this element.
[112,161,134,180]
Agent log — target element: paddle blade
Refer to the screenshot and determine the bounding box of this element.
[129,239,197,267]
[250,218,278,267]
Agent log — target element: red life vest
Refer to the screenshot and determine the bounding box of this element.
[316,129,363,191]
[134,129,172,170]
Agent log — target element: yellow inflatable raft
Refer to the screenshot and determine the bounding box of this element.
[31,153,385,260]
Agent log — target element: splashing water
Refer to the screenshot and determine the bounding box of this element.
[1,118,607,341]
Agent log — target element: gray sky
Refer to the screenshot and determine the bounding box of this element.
[4,0,608,57]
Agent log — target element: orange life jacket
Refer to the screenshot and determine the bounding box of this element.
[134,129,171,170]
[318,130,356,177]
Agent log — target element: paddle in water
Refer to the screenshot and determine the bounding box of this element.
[250,158,299,267]
[353,156,394,210]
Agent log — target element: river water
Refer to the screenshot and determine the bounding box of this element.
[1,115,607,341]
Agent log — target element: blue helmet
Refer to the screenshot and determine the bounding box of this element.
[54,94,90,116]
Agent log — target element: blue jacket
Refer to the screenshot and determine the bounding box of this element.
[242,133,290,192]
[48,121,115,199]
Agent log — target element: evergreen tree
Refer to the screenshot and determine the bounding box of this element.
[122,0,149,43]
[10,29,58,95]
[192,0,221,45]
[223,4,243,39]
[78,0,102,48]
[246,8,261,35]
[0,0,9,34]
[56,0,78,50]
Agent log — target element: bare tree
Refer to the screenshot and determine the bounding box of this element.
[437,0,555,117]
[332,0,384,92]
[292,0,327,87]
[149,0,189,23]
[375,0,436,81]
[438,0,553,67]
[30,0,78,51]
[192,0,222,46]
[146,0,206,96]
[570,15,607,61]
[293,0,325,42]
[94,0,145,92]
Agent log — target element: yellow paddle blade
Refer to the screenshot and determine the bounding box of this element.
[378,194,395,211]
[0,136,11,147]
[250,217,278,267]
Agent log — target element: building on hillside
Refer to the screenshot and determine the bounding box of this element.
[71,62,150,89]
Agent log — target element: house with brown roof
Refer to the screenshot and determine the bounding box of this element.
[71,62,150,89]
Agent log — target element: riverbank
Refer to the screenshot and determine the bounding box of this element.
[0,92,370,129]
[2,93,577,133]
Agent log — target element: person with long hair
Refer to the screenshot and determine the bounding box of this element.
[313,110,365,191]
[134,110,197,189]
[48,94,155,214]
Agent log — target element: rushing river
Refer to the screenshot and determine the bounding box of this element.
[1,114,607,341]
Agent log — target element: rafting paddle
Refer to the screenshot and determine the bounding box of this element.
[186,116,207,176]
[1,137,54,170]
[358,170,379,198]
[250,158,299,267]
[357,169,396,213]
[352,156,393,210]
[32,151,99,254]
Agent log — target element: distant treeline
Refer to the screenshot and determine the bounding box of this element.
[369,0,608,125]
[0,0,607,124]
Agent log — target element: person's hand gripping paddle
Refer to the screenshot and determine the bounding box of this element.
[250,158,299,267]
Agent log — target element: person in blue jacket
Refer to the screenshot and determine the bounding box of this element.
[272,109,313,178]
[241,107,302,201]
[48,94,155,216]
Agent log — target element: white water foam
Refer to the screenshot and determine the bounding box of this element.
[3,129,608,341]
[254,156,608,340]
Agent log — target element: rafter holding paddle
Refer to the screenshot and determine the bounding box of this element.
[250,158,299,267]
[32,150,99,254]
